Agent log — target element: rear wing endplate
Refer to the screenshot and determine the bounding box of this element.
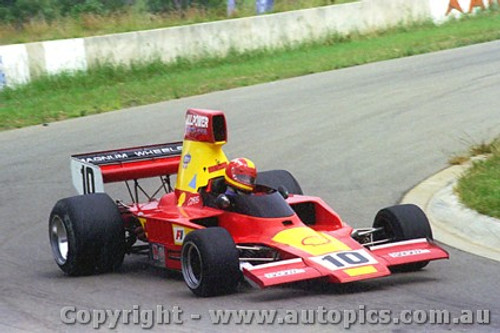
[71,142,183,194]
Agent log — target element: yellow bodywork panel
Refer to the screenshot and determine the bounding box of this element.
[272,227,351,256]
[175,139,228,194]
[343,265,377,277]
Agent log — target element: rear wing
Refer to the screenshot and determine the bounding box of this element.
[71,142,183,194]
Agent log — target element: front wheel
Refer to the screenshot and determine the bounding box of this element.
[373,204,432,272]
[181,227,240,297]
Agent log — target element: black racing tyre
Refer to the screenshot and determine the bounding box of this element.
[49,193,125,276]
[256,170,303,195]
[181,227,240,297]
[373,204,433,272]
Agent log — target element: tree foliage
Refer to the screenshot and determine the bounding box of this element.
[146,0,225,12]
[0,0,227,24]
[0,0,132,24]
[0,0,59,23]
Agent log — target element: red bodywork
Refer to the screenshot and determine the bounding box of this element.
[71,109,448,288]
[125,194,447,288]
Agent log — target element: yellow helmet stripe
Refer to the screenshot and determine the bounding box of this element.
[225,175,254,191]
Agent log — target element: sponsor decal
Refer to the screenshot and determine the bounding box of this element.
[264,268,306,279]
[185,114,210,139]
[185,126,208,138]
[79,153,129,164]
[151,243,165,262]
[75,144,183,165]
[186,195,200,206]
[208,162,227,173]
[272,227,350,256]
[172,225,194,246]
[186,114,209,128]
[132,147,180,158]
[301,235,331,247]
[183,153,191,169]
[388,249,431,258]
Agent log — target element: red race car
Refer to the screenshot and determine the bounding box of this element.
[49,109,448,297]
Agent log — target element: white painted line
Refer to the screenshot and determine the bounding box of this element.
[369,238,428,250]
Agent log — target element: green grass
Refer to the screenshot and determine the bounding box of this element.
[455,138,500,219]
[449,137,500,165]
[1,8,500,130]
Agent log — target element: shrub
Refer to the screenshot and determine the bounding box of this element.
[60,0,130,15]
[0,0,59,23]
[0,0,131,24]
[146,0,225,12]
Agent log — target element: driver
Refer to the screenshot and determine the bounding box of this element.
[224,158,257,196]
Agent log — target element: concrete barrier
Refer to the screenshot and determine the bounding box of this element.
[0,44,30,87]
[0,0,492,89]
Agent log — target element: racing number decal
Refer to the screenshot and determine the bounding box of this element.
[322,251,369,268]
[70,158,104,195]
[80,165,96,194]
[311,249,378,271]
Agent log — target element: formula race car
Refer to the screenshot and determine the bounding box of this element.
[49,109,448,297]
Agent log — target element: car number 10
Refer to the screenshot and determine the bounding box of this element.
[80,165,96,194]
[311,249,378,271]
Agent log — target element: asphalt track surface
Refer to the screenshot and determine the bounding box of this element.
[1,40,500,332]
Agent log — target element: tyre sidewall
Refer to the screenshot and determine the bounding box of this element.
[49,193,125,276]
[182,228,240,297]
[374,204,433,241]
[373,204,432,271]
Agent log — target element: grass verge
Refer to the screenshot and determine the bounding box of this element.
[1,8,500,130]
[455,137,500,219]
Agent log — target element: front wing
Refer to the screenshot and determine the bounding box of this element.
[241,238,448,288]
[368,238,449,267]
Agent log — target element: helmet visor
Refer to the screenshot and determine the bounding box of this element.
[234,173,256,186]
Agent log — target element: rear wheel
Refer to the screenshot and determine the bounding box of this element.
[181,227,240,297]
[49,193,125,276]
[257,169,303,195]
[373,204,432,272]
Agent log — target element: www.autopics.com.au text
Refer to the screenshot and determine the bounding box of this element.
[60,305,490,329]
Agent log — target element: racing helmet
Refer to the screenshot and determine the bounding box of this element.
[224,158,257,192]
